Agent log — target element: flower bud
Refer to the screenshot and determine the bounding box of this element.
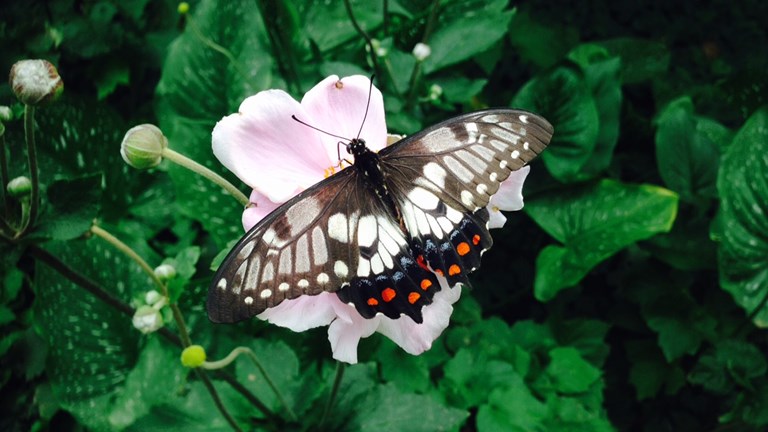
[120,124,168,169]
[7,176,32,198]
[154,264,177,282]
[178,2,190,14]
[9,60,64,106]
[0,106,12,122]
[181,345,206,368]
[145,290,163,306]
[132,305,164,334]
[412,43,432,61]
[428,83,443,100]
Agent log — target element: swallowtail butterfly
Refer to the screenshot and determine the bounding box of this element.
[208,109,553,324]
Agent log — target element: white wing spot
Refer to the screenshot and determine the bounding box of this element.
[298,279,309,288]
[423,162,447,188]
[295,234,311,273]
[476,183,488,195]
[328,213,348,243]
[523,142,530,150]
[500,160,508,169]
[334,260,349,278]
[217,279,227,290]
[260,289,272,299]
[466,122,479,143]
[238,241,255,259]
[357,258,371,277]
[408,187,439,210]
[511,150,520,159]
[244,296,253,305]
[357,215,377,247]
[286,197,321,236]
[278,282,290,292]
[519,114,529,123]
[461,190,474,207]
[317,272,330,284]
[443,155,474,183]
[370,254,384,274]
[490,172,498,182]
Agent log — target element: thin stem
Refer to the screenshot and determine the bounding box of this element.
[195,369,244,432]
[405,0,441,109]
[343,0,381,83]
[17,105,39,238]
[0,133,9,218]
[320,362,346,426]
[203,346,298,422]
[186,15,250,83]
[162,148,249,206]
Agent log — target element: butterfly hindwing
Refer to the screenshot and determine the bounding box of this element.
[381,109,552,284]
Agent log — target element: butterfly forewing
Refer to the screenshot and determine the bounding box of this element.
[208,108,553,324]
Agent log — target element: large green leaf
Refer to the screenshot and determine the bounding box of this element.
[35,174,102,241]
[304,0,384,52]
[526,180,679,301]
[507,9,579,70]
[476,373,547,432]
[156,0,280,247]
[512,64,600,182]
[717,107,768,326]
[594,38,670,84]
[422,0,514,74]
[655,96,722,202]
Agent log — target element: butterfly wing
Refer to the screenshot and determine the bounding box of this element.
[379,109,553,286]
[208,168,441,324]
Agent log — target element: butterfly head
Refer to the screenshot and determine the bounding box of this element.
[347,138,369,157]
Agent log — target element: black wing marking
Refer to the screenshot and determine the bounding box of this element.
[380,109,553,285]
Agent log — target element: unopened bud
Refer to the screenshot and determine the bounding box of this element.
[145,290,163,306]
[132,305,164,334]
[181,345,206,368]
[120,124,168,169]
[9,60,64,106]
[0,106,12,122]
[178,2,189,14]
[412,43,431,61]
[428,84,443,100]
[7,176,32,198]
[154,264,177,281]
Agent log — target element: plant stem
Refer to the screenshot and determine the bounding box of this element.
[319,362,346,426]
[17,105,39,238]
[0,134,9,217]
[162,148,249,206]
[405,0,441,109]
[196,369,244,432]
[343,0,381,84]
[203,346,298,422]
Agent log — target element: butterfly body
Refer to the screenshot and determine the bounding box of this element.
[208,109,553,324]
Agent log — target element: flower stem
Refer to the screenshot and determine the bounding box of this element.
[320,362,346,426]
[195,369,244,432]
[162,148,249,207]
[405,0,441,109]
[343,0,381,85]
[0,134,9,217]
[17,105,39,238]
[203,346,298,422]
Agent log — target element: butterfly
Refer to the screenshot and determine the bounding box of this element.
[207,109,553,324]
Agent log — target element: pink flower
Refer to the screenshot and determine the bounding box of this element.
[212,75,530,364]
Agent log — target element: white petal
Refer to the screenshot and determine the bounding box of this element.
[257,292,339,332]
[490,166,530,211]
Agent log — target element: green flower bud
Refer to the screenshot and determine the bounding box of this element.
[7,176,32,198]
[120,124,168,169]
[132,305,164,334]
[9,60,64,106]
[145,290,163,306]
[154,264,177,281]
[181,345,206,368]
[178,2,190,14]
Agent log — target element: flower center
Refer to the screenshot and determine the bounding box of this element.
[323,160,349,178]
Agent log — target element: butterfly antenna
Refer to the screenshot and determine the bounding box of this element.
[356,74,376,139]
[291,115,351,143]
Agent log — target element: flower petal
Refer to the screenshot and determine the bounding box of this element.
[257,292,340,332]
[301,75,388,163]
[242,190,281,231]
[487,208,508,229]
[212,90,331,203]
[376,277,461,355]
[490,166,530,211]
[328,310,380,364]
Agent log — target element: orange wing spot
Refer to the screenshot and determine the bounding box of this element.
[420,279,433,290]
[472,234,481,245]
[408,292,421,304]
[367,298,379,306]
[457,242,470,256]
[416,255,430,272]
[435,268,444,277]
[448,264,461,276]
[382,287,396,302]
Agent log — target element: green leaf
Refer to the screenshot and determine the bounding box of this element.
[507,9,579,69]
[423,1,514,74]
[436,76,488,104]
[526,180,678,301]
[476,374,547,432]
[717,107,768,326]
[34,237,155,431]
[655,96,721,202]
[156,0,279,247]
[376,340,431,394]
[440,348,518,409]
[304,0,383,52]
[349,383,468,432]
[512,65,600,182]
[690,340,768,394]
[553,319,610,367]
[568,45,623,177]
[35,174,102,240]
[546,347,601,394]
[595,38,670,83]
[96,62,130,100]
[627,341,686,400]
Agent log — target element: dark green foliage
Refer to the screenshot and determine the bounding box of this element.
[2,0,768,431]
